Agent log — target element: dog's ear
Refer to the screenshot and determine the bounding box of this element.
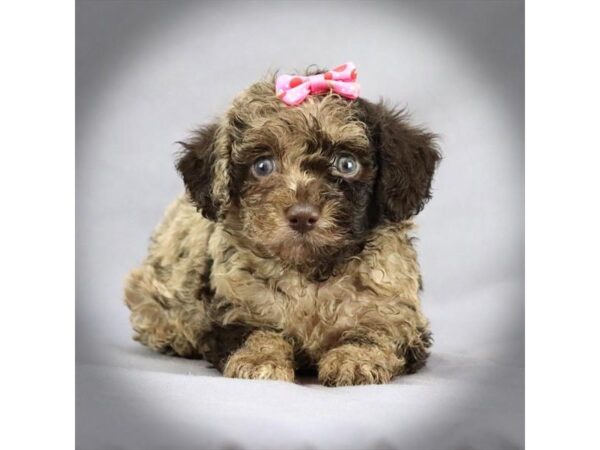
[357,99,441,222]
[176,123,231,221]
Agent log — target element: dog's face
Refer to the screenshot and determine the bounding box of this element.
[177,78,440,268]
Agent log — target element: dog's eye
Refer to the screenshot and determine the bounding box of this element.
[334,155,360,177]
[252,157,275,177]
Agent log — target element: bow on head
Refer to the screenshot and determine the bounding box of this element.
[275,62,360,106]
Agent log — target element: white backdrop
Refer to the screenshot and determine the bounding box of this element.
[76,1,524,449]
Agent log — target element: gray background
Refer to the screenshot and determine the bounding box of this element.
[76,1,524,449]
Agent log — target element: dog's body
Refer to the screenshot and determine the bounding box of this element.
[125,71,440,386]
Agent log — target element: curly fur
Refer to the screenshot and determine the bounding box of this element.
[125,70,441,386]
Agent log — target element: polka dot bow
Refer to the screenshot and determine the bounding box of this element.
[275,62,360,106]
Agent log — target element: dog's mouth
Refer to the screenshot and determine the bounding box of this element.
[266,223,347,265]
[271,240,320,265]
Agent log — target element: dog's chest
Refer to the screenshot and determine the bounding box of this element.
[211,259,420,360]
[212,268,370,355]
[208,224,422,358]
[275,273,369,355]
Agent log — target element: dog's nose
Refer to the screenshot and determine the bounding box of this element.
[286,203,320,233]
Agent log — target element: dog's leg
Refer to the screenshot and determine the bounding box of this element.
[317,327,432,386]
[223,330,295,382]
[317,339,402,387]
[124,266,210,358]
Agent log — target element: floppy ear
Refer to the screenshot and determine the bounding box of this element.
[176,123,230,221]
[357,99,441,222]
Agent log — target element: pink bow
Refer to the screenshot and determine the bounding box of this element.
[275,62,360,106]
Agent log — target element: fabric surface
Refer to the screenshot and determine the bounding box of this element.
[76,1,524,449]
[77,282,523,450]
[275,62,360,105]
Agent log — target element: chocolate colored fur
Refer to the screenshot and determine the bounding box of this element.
[125,71,441,386]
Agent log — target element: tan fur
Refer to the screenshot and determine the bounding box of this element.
[125,195,429,385]
[223,330,295,382]
[125,76,439,386]
[125,197,214,357]
[318,343,402,386]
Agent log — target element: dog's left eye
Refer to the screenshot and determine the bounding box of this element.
[251,156,275,177]
[334,155,360,177]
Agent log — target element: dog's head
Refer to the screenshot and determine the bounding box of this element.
[177,75,440,269]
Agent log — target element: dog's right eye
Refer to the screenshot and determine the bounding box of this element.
[251,157,275,177]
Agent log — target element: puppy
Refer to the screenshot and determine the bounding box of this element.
[124,65,441,386]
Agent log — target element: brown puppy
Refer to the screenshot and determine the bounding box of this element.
[124,70,441,386]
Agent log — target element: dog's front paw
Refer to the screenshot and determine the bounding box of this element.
[318,344,402,387]
[223,351,295,382]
